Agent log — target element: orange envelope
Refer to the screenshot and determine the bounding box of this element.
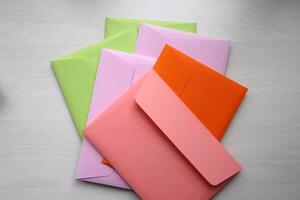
[85,45,248,199]
[153,46,248,140]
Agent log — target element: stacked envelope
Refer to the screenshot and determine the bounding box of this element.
[52,17,248,200]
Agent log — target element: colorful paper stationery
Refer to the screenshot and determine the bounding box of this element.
[52,18,197,139]
[76,21,234,188]
[76,26,234,187]
[51,16,249,198]
[136,23,231,74]
[76,49,156,188]
[100,24,234,169]
[84,46,247,200]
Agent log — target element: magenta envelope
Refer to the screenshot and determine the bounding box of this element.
[75,49,156,188]
[136,23,231,74]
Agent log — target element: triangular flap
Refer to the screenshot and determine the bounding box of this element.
[87,49,136,123]
[103,49,156,66]
[98,30,138,54]
[52,42,102,73]
[76,139,115,179]
[141,23,197,39]
[52,58,95,139]
[53,29,137,71]
[135,24,173,57]
[139,20,197,33]
[100,49,135,68]
[105,17,132,38]
[99,50,156,88]
[135,70,241,186]
[105,18,197,35]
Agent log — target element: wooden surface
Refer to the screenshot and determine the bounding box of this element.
[0,0,300,199]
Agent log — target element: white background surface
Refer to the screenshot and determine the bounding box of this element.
[0,0,300,199]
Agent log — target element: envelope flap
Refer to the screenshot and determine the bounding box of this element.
[104,49,156,66]
[105,17,197,38]
[141,23,196,39]
[52,58,95,138]
[51,30,137,139]
[135,71,241,186]
[87,49,137,123]
[135,24,174,57]
[76,139,115,179]
[54,29,137,73]
[54,43,102,75]
[99,49,156,86]
[105,17,133,38]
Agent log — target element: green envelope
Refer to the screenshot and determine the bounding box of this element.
[104,17,197,38]
[51,17,197,139]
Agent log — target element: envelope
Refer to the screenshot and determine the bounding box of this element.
[105,17,197,38]
[76,49,156,188]
[153,46,248,140]
[51,18,197,139]
[84,46,248,199]
[136,23,231,74]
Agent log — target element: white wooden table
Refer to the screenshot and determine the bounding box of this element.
[0,0,299,199]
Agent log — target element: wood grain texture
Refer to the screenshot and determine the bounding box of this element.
[0,0,299,199]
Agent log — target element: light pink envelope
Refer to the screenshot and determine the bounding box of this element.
[75,49,156,188]
[136,23,231,74]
